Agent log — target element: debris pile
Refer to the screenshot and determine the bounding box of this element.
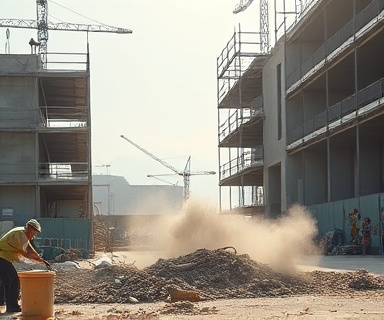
[54,249,84,262]
[93,215,108,251]
[54,265,170,304]
[348,269,382,290]
[144,248,306,299]
[53,248,384,304]
[328,245,363,255]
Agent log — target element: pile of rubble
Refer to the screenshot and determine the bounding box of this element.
[53,248,384,304]
[93,215,108,252]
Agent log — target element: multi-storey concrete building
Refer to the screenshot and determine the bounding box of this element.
[0,52,93,251]
[218,0,384,251]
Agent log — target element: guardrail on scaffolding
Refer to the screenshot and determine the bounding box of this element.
[219,95,264,143]
[217,27,266,105]
[220,146,264,180]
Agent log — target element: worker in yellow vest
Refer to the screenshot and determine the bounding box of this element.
[0,219,50,313]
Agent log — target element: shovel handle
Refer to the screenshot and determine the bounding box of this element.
[43,259,53,271]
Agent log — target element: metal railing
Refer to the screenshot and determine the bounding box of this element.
[43,52,88,71]
[217,29,266,104]
[287,78,384,145]
[219,95,264,143]
[252,186,264,206]
[326,18,354,56]
[39,106,88,128]
[0,162,89,181]
[301,43,326,79]
[0,106,88,129]
[276,0,319,42]
[35,237,88,250]
[286,0,384,89]
[356,0,384,31]
[220,146,264,180]
[39,162,88,180]
[231,186,265,208]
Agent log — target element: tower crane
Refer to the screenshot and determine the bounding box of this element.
[0,0,132,65]
[120,135,216,202]
[233,0,255,13]
[232,0,269,54]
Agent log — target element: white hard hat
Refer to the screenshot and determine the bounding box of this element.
[26,219,41,232]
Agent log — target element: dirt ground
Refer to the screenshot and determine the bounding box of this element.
[2,295,384,319]
[6,249,384,320]
[52,295,384,320]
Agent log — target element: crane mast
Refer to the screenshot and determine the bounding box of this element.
[37,0,48,55]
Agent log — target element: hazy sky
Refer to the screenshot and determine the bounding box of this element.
[1,0,295,207]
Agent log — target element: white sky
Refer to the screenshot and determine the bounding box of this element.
[1,0,296,208]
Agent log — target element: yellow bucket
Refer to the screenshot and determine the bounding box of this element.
[18,270,56,320]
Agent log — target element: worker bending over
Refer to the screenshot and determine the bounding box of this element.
[0,219,49,313]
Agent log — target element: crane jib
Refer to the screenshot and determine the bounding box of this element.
[120,135,216,201]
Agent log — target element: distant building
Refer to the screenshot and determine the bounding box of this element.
[92,175,183,215]
[92,175,184,250]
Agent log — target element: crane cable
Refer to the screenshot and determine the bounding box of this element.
[48,0,114,29]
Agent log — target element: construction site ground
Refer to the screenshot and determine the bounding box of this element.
[54,296,384,320]
[4,249,384,320]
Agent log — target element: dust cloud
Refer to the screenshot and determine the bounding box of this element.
[132,198,320,273]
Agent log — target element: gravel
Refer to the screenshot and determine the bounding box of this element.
[52,248,384,304]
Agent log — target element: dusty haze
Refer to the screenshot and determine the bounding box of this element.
[126,198,320,273]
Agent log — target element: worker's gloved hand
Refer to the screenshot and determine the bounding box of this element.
[42,259,53,271]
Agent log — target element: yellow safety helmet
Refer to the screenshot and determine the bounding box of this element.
[26,219,41,232]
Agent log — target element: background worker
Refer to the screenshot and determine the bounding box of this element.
[361,217,372,256]
[0,219,50,313]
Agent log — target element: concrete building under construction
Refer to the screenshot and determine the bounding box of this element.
[0,53,93,251]
[218,0,384,251]
[0,0,133,254]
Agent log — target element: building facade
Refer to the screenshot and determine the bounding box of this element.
[0,53,93,251]
[217,0,384,249]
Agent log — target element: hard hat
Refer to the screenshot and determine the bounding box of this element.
[26,219,41,232]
